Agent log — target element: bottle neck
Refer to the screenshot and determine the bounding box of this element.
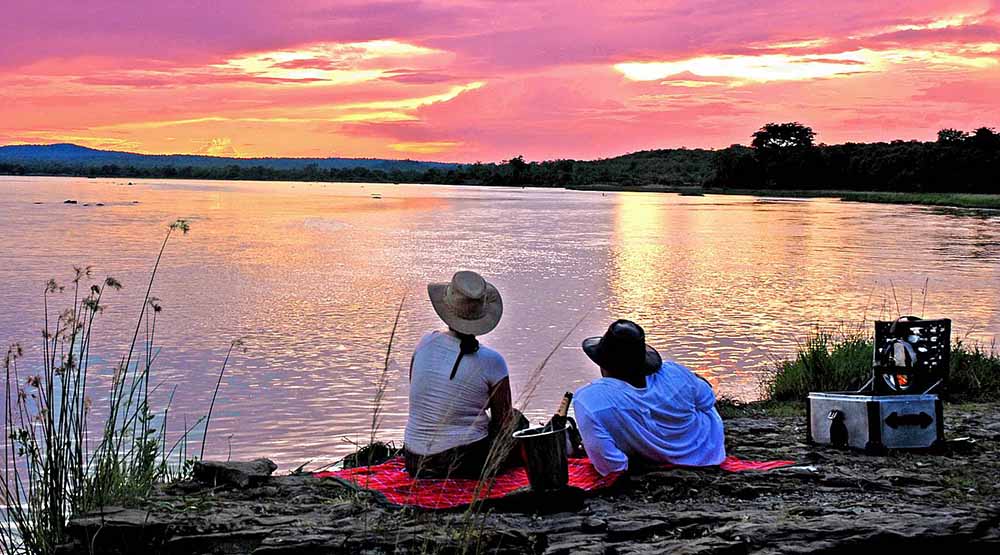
[555,392,573,418]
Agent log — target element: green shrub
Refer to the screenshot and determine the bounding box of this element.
[766,333,872,401]
[765,333,1000,402]
[948,341,1000,401]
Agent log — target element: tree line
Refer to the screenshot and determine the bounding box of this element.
[2,123,998,194]
[711,123,1000,193]
[0,151,717,188]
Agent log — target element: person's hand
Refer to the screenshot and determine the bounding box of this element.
[566,417,586,458]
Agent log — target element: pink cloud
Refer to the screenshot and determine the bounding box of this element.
[2,0,1000,161]
[918,78,1000,105]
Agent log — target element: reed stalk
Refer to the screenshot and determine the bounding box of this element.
[1,219,240,555]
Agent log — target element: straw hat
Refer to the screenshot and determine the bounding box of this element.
[428,271,503,335]
[582,319,662,376]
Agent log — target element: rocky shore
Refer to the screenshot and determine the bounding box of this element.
[60,403,999,554]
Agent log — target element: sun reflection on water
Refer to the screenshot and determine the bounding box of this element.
[0,177,997,467]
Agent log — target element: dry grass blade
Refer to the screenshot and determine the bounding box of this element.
[200,338,245,460]
[369,294,407,459]
[452,309,593,553]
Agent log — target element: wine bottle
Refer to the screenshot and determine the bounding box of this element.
[545,391,573,432]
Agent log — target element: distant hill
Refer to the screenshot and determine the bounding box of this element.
[3,127,998,196]
[0,143,459,172]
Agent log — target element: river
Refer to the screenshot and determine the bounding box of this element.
[1,176,997,467]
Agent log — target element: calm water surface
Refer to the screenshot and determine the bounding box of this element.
[1,176,998,468]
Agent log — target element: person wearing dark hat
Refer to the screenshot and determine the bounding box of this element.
[573,319,726,476]
[403,270,526,478]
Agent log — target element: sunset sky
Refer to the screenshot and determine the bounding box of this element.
[3,1,1000,162]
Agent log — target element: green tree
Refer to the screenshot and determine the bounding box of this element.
[507,155,527,172]
[751,122,816,149]
[936,128,968,144]
[710,145,760,187]
[507,155,528,183]
[970,127,1000,149]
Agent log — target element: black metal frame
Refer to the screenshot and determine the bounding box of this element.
[871,317,951,396]
[807,317,951,453]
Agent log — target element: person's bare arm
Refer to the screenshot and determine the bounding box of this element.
[488,376,514,429]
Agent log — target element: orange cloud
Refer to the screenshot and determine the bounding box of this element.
[196,137,240,156]
[217,40,445,84]
[390,141,462,154]
[615,44,996,85]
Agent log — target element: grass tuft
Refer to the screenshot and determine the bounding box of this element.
[765,332,873,401]
[763,331,1000,402]
[1,220,239,555]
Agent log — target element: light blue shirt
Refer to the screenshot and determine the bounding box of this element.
[573,361,726,476]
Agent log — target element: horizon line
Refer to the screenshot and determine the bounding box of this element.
[0,127,985,165]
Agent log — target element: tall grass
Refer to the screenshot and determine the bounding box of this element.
[946,340,1000,401]
[368,295,407,455]
[342,304,590,554]
[765,330,1000,401]
[766,332,873,401]
[1,220,236,555]
[450,309,592,554]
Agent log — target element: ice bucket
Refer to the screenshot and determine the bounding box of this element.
[512,425,568,491]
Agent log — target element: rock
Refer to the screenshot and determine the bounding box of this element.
[769,465,820,480]
[60,404,1000,554]
[718,483,775,499]
[494,486,587,513]
[62,508,166,555]
[163,529,271,554]
[192,458,277,488]
[63,199,77,204]
[581,516,607,533]
[876,468,943,487]
[605,516,672,541]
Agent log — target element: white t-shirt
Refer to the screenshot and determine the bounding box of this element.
[573,361,726,476]
[404,331,509,455]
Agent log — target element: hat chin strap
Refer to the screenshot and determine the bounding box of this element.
[448,332,479,380]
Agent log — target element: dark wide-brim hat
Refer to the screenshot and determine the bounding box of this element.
[583,319,662,376]
[428,270,503,335]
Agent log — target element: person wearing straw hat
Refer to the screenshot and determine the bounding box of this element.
[573,319,726,476]
[403,270,527,478]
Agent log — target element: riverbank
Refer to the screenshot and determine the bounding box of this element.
[59,401,1000,554]
[838,191,1000,209]
[569,184,1000,210]
[6,170,1000,210]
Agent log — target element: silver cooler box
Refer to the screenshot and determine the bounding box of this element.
[807,392,943,452]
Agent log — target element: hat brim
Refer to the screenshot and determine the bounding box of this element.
[582,336,662,376]
[428,282,503,336]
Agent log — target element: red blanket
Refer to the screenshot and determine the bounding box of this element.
[315,455,795,510]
